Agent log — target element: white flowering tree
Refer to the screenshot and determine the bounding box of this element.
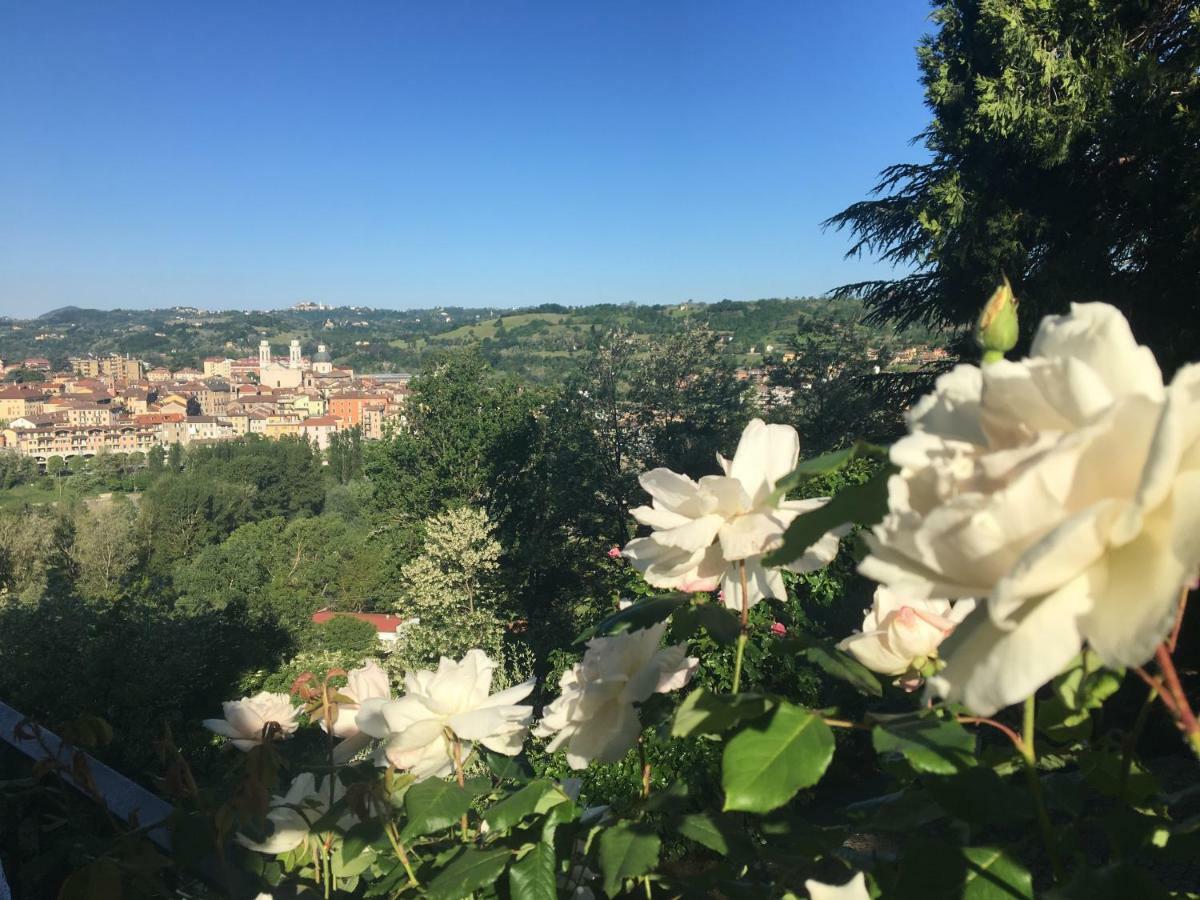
[43,285,1200,899]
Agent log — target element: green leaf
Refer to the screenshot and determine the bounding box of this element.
[960,847,1034,899]
[893,842,1033,899]
[1054,651,1123,712]
[721,701,834,813]
[677,813,731,855]
[872,715,976,775]
[425,848,512,900]
[483,779,568,832]
[670,602,740,645]
[486,751,533,784]
[400,778,473,841]
[598,821,661,897]
[574,594,690,644]
[671,688,775,738]
[775,634,882,697]
[1044,862,1172,900]
[768,441,890,502]
[508,841,558,900]
[341,818,384,863]
[764,465,894,567]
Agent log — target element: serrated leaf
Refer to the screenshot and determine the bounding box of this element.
[677,813,730,855]
[769,442,889,502]
[721,701,834,813]
[764,465,893,567]
[400,778,473,841]
[775,634,882,697]
[575,594,689,644]
[872,715,975,775]
[483,779,566,832]
[425,847,512,900]
[670,603,740,645]
[508,840,557,900]
[672,688,775,738]
[486,751,533,784]
[599,821,661,897]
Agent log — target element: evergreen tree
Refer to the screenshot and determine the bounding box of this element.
[827,0,1200,371]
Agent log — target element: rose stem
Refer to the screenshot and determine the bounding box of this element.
[1154,643,1200,759]
[731,560,750,693]
[638,735,651,800]
[452,735,469,841]
[1021,695,1064,883]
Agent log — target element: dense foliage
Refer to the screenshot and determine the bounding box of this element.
[827,0,1200,372]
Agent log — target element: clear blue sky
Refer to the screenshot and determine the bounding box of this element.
[0,1,932,315]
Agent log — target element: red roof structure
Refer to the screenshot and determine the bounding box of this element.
[311,609,408,633]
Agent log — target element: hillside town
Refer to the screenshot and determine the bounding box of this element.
[0,340,409,463]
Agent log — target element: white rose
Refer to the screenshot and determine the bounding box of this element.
[324,659,390,739]
[203,691,299,752]
[838,587,975,677]
[622,419,845,610]
[861,303,1200,714]
[805,872,869,900]
[355,649,534,780]
[534,622,698,769]
[236,773,354,855]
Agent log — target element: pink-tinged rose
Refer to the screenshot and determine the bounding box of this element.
[771,621,787,636]
[607,546,622,559]
[838,588,975,678]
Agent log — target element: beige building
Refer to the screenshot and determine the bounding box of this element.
[0,389,48,421]
[301,415,339,451]
[70,355,146,382]
[3,421,160,460]
[161,416,235,446]
[203,357,233,379]
[264,416,303,439]
[66,405,115,427]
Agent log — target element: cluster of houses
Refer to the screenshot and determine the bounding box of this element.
[0,342,409,464]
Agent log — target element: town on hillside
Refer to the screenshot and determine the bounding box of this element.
[0,341,409,463]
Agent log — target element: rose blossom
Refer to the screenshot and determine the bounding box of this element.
[236,773,354,855]
[838,587,975,677]
[622,419,846,611]
[324,659,390,739]
[355,650,534,780]
[860,303,1200,714]
[805,872,869,900]
[534,622,698,769]
[203,692,299,751]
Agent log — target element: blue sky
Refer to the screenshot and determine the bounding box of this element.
[0,2,933,315]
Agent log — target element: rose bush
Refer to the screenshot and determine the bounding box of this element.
[22,292,1200,900]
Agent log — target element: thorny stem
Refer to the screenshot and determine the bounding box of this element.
[1154,643,1200,759]
[731,561,750,693]
[452,735,469,841]
[957,715,1025,752]
[1021,696,1065,883]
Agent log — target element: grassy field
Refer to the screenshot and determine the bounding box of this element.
[0,480,131,510]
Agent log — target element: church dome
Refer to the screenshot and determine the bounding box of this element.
[313,345,332,363]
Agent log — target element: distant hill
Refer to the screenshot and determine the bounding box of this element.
[0,297,942,382]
